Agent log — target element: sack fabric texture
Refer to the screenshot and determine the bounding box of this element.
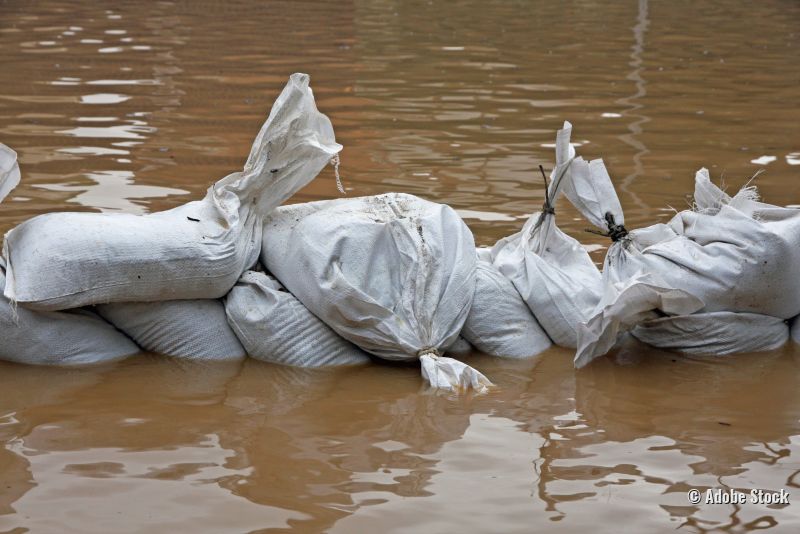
[632,311,789,355]
[461,260,552,358]
[97,299,246,361]
[0,259,140,365]
[3,73,341,310]
[488,122,603,348]
[225,270,371,367]
[574,167,800,367]
[261,193,491,392]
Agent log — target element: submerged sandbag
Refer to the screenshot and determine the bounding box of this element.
[461,260,551,358]
[97,300,246,361]
[3,73,341,311]
[488,122,603,347]
[574,166,800,367]
[632,312,789,355]
[262,193,491,392]
[0,261,140,365]
[225,271,370,367]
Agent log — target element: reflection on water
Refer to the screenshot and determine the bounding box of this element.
[37,170,187,214]
[617,0,650,210]
[1,351,799,532]
[0,0,799,531]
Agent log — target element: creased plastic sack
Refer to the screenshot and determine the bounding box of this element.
[632,311,789,355]
[0,160,140,365]
[97,299,246,361]
[462,260,552,358]
[488,121,602,347]
[0,254,140,366]
[262,193,489,392]
[572,164,800,367]
[600,169,800,320]
[575,273,705,368]
[225,270,371,367]
[3,73,341,310]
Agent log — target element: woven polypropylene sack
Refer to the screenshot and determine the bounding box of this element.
[462,260,551,358]
[574,168,800,367]
[0,262,140,366]
[225,270,370,367]
[97,300,246,361]
[489,122,603,348]
[3,73,341,310]
[601,170,800,320]
[632,311,788,355]
[262,193,490,392]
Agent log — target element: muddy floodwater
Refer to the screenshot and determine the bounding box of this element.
[1,1,799,532]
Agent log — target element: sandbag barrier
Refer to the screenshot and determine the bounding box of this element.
[2,82,800,390]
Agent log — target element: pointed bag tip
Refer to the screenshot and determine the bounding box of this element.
[289,73,310,89]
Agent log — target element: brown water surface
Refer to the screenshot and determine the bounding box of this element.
[1,0,799,532]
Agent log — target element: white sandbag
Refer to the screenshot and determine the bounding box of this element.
[632,311,789,355]
[225,270,370,367]
[488,121,603,347]
[0,143,21,204]
[3,73,341,310]
[462,260,551,358]
[262,193,489,392]
[0,260,140,366]
[601,169,800,319]
[573,164,800,367]
[792,318,800,344]
[575,273,705,368]
[96,299,246,361]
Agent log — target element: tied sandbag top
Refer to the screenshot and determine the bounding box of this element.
[2,73,341,310]
[262,192,478,363]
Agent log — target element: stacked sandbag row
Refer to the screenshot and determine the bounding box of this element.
[0,74,349,367]
[568,163,800,367]
[3,73,541,394]
[476,121,799,366]
[3,96,798,384]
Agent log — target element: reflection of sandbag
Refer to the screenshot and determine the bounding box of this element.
[3,73,341,310]
[489,122,602,348]
[263,193,490,392]
[632,312,789,355]
[225,271,370,367]
[462,260,551,358]
[97,300,246,361]
[0,262,140,366]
